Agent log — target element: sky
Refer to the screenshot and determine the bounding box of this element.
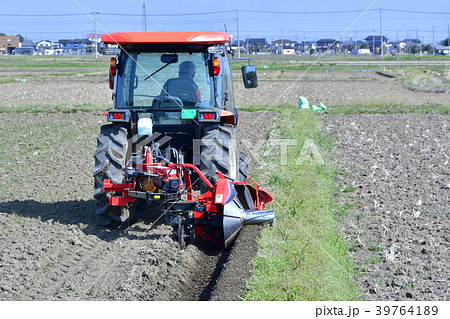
[1,0,450,44]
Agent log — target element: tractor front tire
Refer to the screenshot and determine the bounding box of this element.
[93,124,131,227]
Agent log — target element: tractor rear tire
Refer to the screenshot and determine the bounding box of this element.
[200,125,239,192]
[239,152,250,182]
[93,124,131,227]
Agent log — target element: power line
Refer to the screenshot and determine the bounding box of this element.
[1,8,450,17]
[0,13,85,17]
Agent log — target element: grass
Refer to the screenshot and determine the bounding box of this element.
[0,79,16,84]
[0,103,110,114]
[238,102,450,115]
[230,54,450,72]
[244,106,360,300]
[0,55,109,68]
[329,102,450,114]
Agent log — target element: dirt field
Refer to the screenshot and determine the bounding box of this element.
[2,68,449,108]
[0,64,449,300]
[0,109,274,300]
[321,113,449,301]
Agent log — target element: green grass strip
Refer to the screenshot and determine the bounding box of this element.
[244,107,359,300]
[0,103,110,113]
[237,103,450,115]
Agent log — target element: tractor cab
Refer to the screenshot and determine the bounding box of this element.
[103,32,256,120]
[102,32,257,159]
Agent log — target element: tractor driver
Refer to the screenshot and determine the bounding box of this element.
[160,61,201,105]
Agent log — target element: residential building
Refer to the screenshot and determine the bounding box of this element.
[62,44,88,55]
[435,45,450,55]
[364,35,388,54]
[36,40,52,54]
[0,35,20,54]
[390,41,407,54]
[315,39,342,53]
[272,39,298,54]
[22,39,34,48]
[245,38,268,53]
[59,39,92,47]
[14,47,35,55]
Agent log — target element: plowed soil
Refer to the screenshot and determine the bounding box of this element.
[0,110,274,300]
[321,113,449,301]
[1,66,448,300]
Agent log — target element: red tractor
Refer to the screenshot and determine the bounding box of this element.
[94,32,274,248]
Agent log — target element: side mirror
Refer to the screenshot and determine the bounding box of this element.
[241,65,258,88]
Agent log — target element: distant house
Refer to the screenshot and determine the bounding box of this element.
[22,39,34,48]
[435,45,450,55]
[272,39,298,54]
[364,35,388,53]
[341,40,366,53]
[279,45,296,55]
[62,44,88,55]
[298,41,314,53]
[245,38,268,53]
[14,47,35,55]
[59,39,92,47]
[36,40,52,54]
[315,39,342,53]
[351,48,371,55]
[404,38,421,45]
[390,41,407,54]
[0,35,20,54]
[272,39,297,47]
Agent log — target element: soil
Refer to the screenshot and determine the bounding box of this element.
[2,69,449,108]
[1,67,448,300]
[321,113,449,301]
[0,109,274,300]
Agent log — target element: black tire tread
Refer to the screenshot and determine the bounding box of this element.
[93,124,129,226]
[200,125,239,190]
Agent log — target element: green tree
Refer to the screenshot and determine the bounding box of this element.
[359,42,368,49]
[0,33,6,36]
[441,38,450,46]
[16,34,24,42]
[424,44,434,53]
[347,43,355,52]
[411,44,420,54]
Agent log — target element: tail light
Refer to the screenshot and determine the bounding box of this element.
[202,113,213,120]
[212,57,220,76]
[198,110,219,122]
[109,57,117,89]
[107,110,131,123]
[110,57,117,76]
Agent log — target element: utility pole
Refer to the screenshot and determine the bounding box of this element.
[303,34,306,54]
[432,26,435,54]
[236,10,240,58]
[448,24,450,55]
[91,11,99,58]
[379,9,383,58]
[142,2,147,32]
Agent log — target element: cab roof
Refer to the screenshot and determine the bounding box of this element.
[102,32,230,45]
